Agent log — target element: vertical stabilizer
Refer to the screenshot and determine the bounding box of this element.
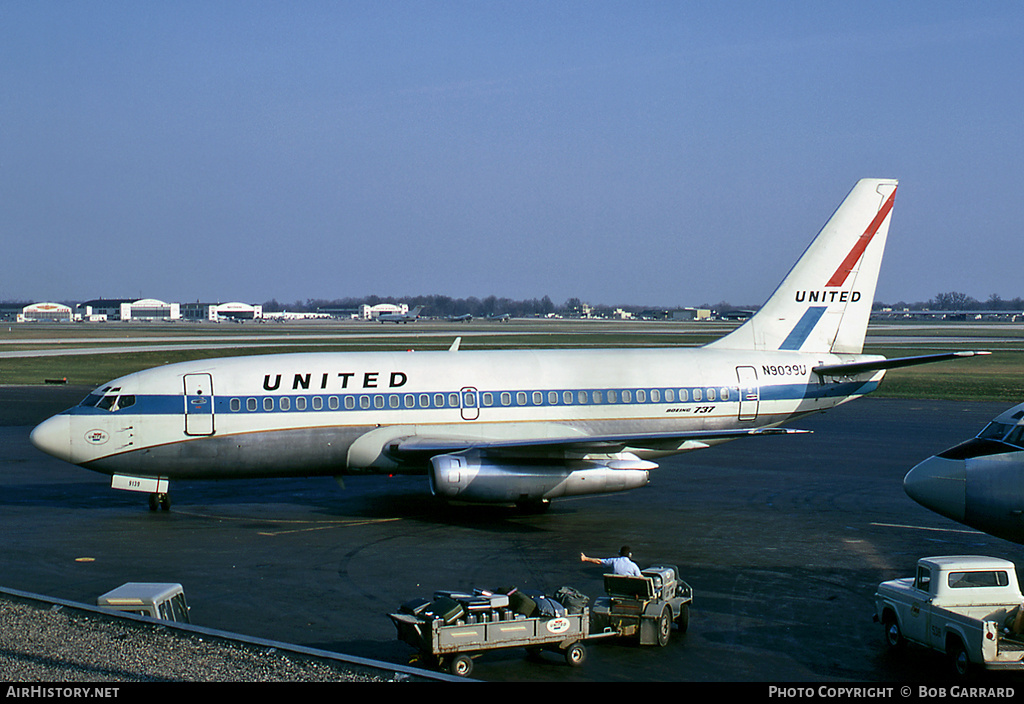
[707,178,897,354]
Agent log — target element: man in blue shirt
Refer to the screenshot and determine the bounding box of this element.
[581,545,641,576]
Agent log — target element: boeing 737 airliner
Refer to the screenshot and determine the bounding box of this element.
[30,179,986,510]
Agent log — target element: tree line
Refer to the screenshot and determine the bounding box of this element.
[5,290,1022,317]
[873,292,1024,312]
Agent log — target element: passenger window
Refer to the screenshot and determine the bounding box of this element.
[650,389,660,403]
[448,393,460,407]
[374,395,385,409]
[637,390,646,403]
[532,391,543,405]
[434,394,445,408]
[593,390,603,404]
[665,389,674,403]
[578,391,588,404]
[360,396,371,410]
[693,389,702,402]
[280,397,291,411]
[246,398,257,412]
[516,392,527,405]
[483,392,494,407]
[405,394,415,408]
[622,390,632,403]
[548,391,558,404]
[329,396,339,410]
[312,396,323,411]
[230,398,241,412]
[679,389,688,402]
[707,388,716,401]
[608,390,617,403]
[720,388,729,401]
[419,394,430,408]
[501,392,511,406]
[295,397,307,411]
[345,396,355,410]
[263,398,274,412]
[563,391,573,404]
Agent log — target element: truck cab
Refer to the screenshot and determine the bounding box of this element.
[875,556,1024,675]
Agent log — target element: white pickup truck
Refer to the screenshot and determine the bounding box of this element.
[875,555,1024,675]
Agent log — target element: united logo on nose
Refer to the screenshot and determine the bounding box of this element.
[85,429,109,445]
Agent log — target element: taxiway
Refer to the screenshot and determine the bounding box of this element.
[2,385,1022,682]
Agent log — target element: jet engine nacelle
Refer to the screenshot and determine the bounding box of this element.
[428,451,654,504]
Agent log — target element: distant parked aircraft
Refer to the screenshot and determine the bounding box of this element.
[378,306,423,324]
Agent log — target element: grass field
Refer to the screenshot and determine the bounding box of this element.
[1,318,1021,402]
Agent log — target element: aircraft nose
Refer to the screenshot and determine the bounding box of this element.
[903,455,966,522]
[30,414,72,462]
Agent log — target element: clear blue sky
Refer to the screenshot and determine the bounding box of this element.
[2,1,1021,308]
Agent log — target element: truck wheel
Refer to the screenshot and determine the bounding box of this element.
[676,604,690,634]
[564,642,587,667]
[657,606,672,647]
[882,612,904,649]
[449,654,474,677]
[948,639,971,678]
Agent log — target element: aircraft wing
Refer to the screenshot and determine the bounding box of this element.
[813,351,990,377]
[384,425,808,459]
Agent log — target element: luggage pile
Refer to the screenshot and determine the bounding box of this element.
[399,585,588,626]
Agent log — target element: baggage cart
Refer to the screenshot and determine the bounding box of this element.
[389,591,606,677]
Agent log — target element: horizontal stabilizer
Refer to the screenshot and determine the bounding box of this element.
[813,351,991,377]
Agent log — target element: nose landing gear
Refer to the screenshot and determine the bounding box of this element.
[148,492,171,512]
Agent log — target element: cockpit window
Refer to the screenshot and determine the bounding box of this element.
[975,421,1024,450]
[81,392,135,412]
[80,393,103,408]
[978,422,1013,441]
[1004,425,1024,449]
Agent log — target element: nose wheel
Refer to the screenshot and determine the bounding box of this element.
[148,493,171,512]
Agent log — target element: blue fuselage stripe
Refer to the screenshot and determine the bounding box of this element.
[64,379,879,419]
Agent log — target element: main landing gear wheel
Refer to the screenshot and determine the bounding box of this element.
[514,499,551,515]
[148,493,171,512]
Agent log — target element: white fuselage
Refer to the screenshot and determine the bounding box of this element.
[31,346,882,480]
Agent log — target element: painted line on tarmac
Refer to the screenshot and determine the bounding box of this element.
[169,508,404,536]
[870,521,983,535]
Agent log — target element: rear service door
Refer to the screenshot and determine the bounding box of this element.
[184,373,215,436]
[736,366,759,421]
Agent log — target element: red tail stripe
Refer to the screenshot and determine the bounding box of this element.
[825,187,897,288]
